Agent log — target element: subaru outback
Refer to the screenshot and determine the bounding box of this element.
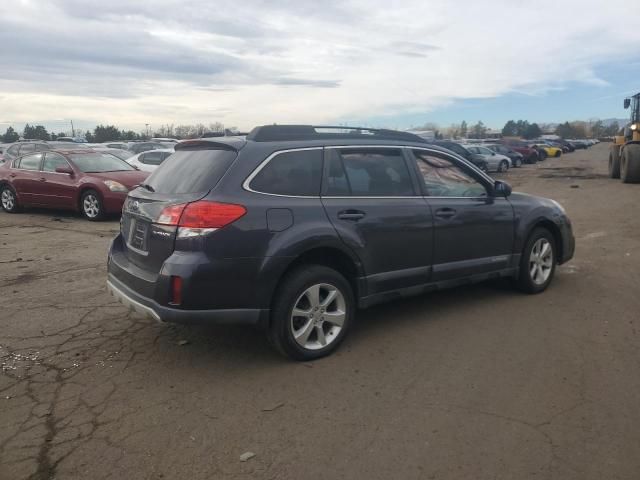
[107,125,574,360]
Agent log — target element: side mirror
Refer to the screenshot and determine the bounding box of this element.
[491,152,496,156]
[494,180,512,197]
[624,98,631,109]
[55,166,74,175]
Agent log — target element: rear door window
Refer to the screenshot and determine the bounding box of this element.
[17,153,43,170]
[146,149,237,194]
[329,148,413,196]
[249,149,322,196]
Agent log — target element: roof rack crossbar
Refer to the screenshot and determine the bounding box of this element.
[246,125,427,143]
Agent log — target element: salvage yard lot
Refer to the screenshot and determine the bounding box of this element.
[1,143,639,479]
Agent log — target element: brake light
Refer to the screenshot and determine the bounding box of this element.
[179,201,246,228]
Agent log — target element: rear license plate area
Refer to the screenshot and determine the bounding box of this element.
[128,219,149,252]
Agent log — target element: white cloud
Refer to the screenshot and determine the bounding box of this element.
[1,0,639,131]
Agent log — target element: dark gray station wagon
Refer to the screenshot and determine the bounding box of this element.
[107,125,574,360]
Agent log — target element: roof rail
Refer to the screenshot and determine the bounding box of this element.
[246,125,428,143]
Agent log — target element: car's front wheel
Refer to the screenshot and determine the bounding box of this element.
[268,265,354,361]
[0,185,19,213]
[498,160,509,172]
[80,190,104,221]
[516,228,556,294]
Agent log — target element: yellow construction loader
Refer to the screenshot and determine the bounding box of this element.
[609,93,640,182]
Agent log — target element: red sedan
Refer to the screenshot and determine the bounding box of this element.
[0,149,149,220]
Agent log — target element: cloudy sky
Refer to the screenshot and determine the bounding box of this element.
[1,0,640,134]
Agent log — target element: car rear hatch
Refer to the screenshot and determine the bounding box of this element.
[119,141,240,274]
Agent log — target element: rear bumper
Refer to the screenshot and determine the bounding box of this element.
[107,273,266,325]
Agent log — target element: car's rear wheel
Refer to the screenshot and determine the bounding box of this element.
[268,265,354,361]
[498,160,509,172]
[609,146,621,179]
[0,185,19,213]
[516,228,556,294]
[513,157,522,167]
[80,190,104,221]
[538,150,547,161]
[554,150,561,158]
[620,144,640,183]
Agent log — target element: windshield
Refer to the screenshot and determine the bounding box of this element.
[98,149,131,160]
[69,153,135,172]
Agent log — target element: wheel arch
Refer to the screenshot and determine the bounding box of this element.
[261,244,364,326]
[524,218,563,263]
[77,185,103,212]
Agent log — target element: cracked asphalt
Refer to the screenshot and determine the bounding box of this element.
[1,143,639,479]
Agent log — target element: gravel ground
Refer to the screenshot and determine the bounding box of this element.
[1,143,639,480]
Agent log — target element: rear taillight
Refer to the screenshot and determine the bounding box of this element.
[157,203,187,225]
[179,201,247,228]
[156,201,246,235]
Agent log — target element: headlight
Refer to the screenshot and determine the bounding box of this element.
[631,124,638,131]
[103,180,128,192]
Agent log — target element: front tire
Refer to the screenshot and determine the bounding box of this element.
[554,150,561,158]
[609,146,621,179]
[80,190,104,221]
[620,144,640,183]
[498,160,509,172]
[0,185,19,213]
[268,265,354,361]
[516,228,557,294]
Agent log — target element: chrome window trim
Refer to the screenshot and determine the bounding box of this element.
[242,144,495,199]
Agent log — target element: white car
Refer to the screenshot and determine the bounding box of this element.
[464,145,512,172]
[126,149,174,172]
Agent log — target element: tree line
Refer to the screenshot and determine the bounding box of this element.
[1,122,233,144]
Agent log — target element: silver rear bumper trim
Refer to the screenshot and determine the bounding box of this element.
[107,280,163,322]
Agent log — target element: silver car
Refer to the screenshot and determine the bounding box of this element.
[464,145,512,172]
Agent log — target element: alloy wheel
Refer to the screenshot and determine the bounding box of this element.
[1,189,15,211]
[83,194,100,218]
[529,238,553,285]
[290,283,346,350]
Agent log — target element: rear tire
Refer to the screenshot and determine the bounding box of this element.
[516,228,557,294]
[538,150,547,161]
[554,150,561,158]
[80,190,104,221]
[268,265,354,361]
[0,185,19,213]
[609,145,621,179]
[621,144,640,183]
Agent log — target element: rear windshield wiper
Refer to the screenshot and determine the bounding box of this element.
[139,183,155,192]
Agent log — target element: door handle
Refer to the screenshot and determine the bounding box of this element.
[338,210,366,221]
[434,208,457,219]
